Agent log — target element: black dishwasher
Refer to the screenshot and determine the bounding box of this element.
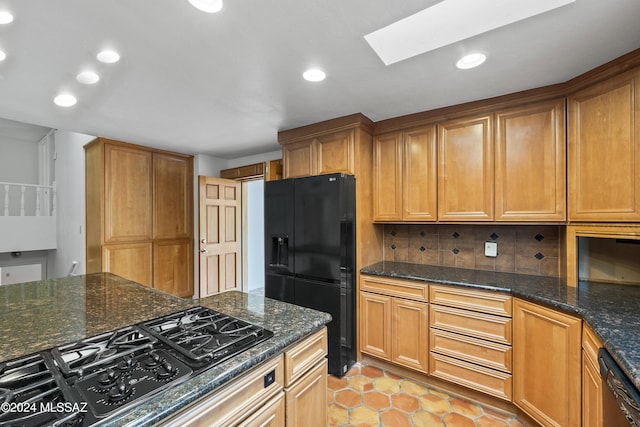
[598,348,640,426]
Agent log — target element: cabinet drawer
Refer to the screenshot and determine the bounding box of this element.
[582,323,603,366]
[238,391,285,427]
[430,285,512,316]
[430,305,512,345]
[430,329,512,373]
[361,275,428,302]
[430,352,512,401]
[284,328,328,386]
[161,355,284,427]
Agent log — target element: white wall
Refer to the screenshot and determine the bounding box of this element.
[225,149,282,169]
[47,130,95,279]
[0,137,39,184]
[245,179,264,292]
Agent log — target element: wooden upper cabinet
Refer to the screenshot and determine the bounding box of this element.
[373,132,403,221]
[316,130,355,175]
[104,144,153,243]
[283,139,316,178]
[404,126,437,221]
[153,153,193,240]
[438,115,493,221]
[373,125,437,222]
[568,69,640,221]
[495,99,566,221]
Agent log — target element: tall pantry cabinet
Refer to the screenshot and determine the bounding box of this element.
[85,138,194,298]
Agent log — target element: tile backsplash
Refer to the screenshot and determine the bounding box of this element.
[382,224,561,277]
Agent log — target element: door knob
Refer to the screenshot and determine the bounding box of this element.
[201,238,206,244]
[200,248,208,254]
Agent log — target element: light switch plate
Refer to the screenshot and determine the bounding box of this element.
[485,241,498,257]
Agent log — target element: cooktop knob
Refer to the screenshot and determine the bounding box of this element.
[145,350,163,368]
[117,357,135,371]
[156,361,177,380]
[98,368,117,385]
[108,379,132,402]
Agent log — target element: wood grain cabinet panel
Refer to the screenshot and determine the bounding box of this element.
[438,115,493,221]
[153,153,193,240]
[568,69,640,221]
[429,285,512,316]
[430,304,512,345]
[513,298,581,427]
[582,325,603,427]
[316,130,355,175]
[86,138,194,298]
[102,242,153,287]
[391,298,428,373]
[284,359,327,427]
[359,291,392,360]
[153,239,193,298]
[104,144,153,243]
[373,125,437,222]
[283,139,316,178]
[373,132,403,221]
[495,99,566,221]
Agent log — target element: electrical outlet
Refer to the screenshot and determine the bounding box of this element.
[485,241,498,257]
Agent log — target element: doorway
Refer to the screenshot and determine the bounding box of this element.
[243,179,265,294]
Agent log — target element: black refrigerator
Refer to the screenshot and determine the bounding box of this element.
[264,173,356,377]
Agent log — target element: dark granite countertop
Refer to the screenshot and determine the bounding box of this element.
[0,273,331,426]
[361,261,640,392]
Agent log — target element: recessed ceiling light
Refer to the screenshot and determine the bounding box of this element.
[97,50,120,64]
[456,53,486,69]
[76,71,100,85]
[188,0,223,13]
[0,11,14,25]
[0,50,6,62]
[365,0,575,65]
[303,69,326,82]
[54,94,77,107]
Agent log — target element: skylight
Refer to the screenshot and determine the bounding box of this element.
[364,0,576,66]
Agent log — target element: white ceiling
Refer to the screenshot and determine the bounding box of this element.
[0,0,639,158]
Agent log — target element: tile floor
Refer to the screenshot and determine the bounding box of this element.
[327,364,525,427]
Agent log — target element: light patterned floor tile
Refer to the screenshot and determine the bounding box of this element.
[327,363,525,427]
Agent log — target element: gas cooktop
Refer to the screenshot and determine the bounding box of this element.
[0,307,273,426]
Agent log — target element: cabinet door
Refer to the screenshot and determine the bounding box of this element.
[153,153,193,239]
[283,139,316,178]
[373,132,403,221]
[582,352,603,427]
[238,392,285,427]
[391,298,428,373]
[154,239,193,298]
[316,130,355,175]
[104,144,153,242]
[438,115,493,221]
[285,359,327,427]
[403,125,437,221]
[513,299,581,427]
[102,242,152,287]
[359,292,392,360]
[568,70,640,221]
[495,99,566,221]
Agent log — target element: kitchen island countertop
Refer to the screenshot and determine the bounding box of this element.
[0,273,331,426]
[361,261,640,392]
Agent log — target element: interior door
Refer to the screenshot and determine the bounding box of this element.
[198,176,242,297]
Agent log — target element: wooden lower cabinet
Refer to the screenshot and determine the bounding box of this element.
[582,324,604,427]
[239,392,285,427]
[359,289,428,373]
[513,298,581,427]
[391,298,428,372]
[154,239,193,298]
[102,242,153,287]
[284,358,328,427]
[160,355,284,427]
